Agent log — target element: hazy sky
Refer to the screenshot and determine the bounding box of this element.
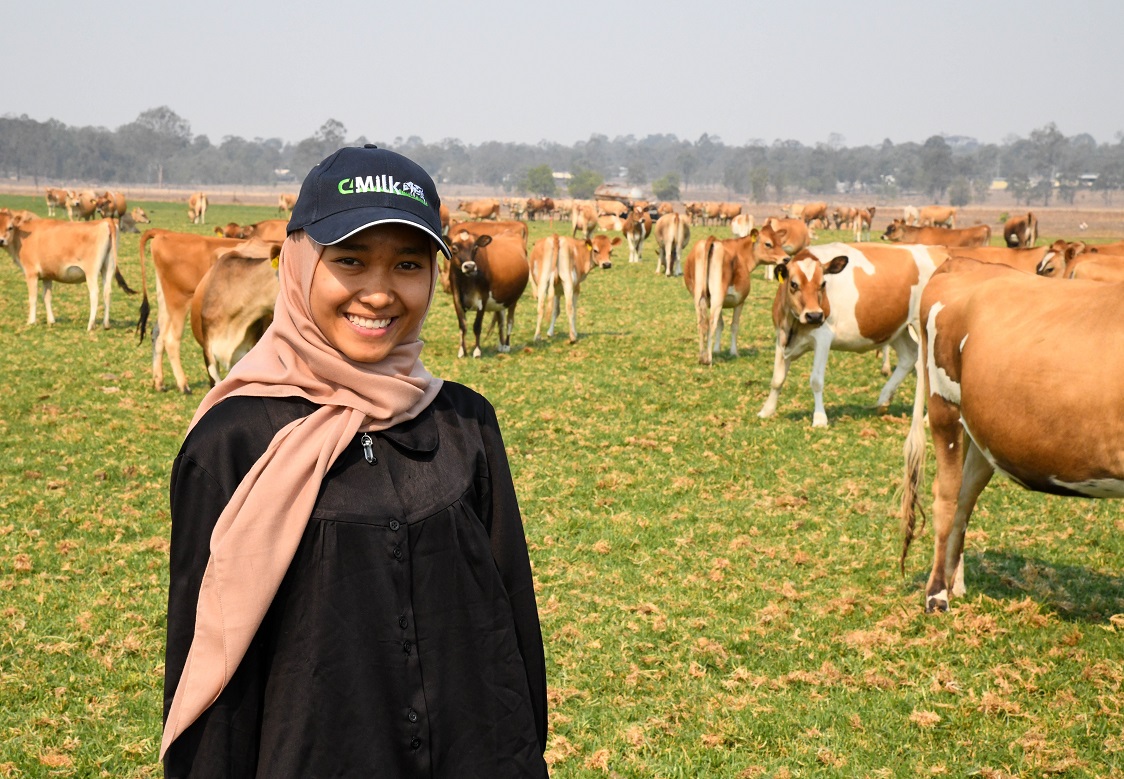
[6,0,1123,149]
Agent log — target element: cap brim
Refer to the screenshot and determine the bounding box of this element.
[302,207,450,258]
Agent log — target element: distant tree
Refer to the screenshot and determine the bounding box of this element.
[626,161,647,187]
[920,135,953,200]
[749,167,769,203]
[652,172,681,201]
[569,168,603,199]
[1028,122,1066,206]
[524,164,556,196]
[948,176,971,207]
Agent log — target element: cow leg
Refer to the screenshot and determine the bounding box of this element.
[711,310,724,357]
[164,304,192,393]
[565,289,579,344]
[547,293,560,338]
[728,302,744,357]
[533,275,552,341]
[875,332,918,413]
[24,274,40,325]
[945,438,993,601]
[472,310,485,358]
[807,328,835,427]
[99,254,114,329]
[695,296,710,365]
[758,329,796,419]
[877,346,892,376]
[83,271,101,331]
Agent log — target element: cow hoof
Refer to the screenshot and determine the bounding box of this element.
[457,346,466,358]
[472,347,482,359]
[568,337,577,345]
[180,386,192,395]
[812,413,829,428]
[925,596,949,613]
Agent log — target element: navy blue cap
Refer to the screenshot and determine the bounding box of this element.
[287,145,449,257]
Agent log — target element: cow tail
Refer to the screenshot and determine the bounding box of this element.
[136,229,154,342]
[109,220,136,295]
[899,333,929,574]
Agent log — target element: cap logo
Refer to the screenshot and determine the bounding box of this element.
[337,174,428,206]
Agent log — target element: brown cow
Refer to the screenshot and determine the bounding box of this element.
[684,226,788,365]
[571,203,598,241]
[525,197,555,221]
[190,242,282,385]
[918,205,956,228]
[0,212,133,329]
[730,213,755,238]
[656,202,674,216]
[763,217,811,255]
[136,229,281,392]
[717,202,743,225]
[45,188,73,219]
[69,190,100,221]
[458,198,500,220]
[214,219,289,242]
[95,191,127,220]
[277,193,298,214]
[596,199,630,219]
[799,201,828,225]
[946,240,1078,277]
[445,231,529,358]
[654,212,690,277]
[1002,211,1038,248]
[757,242,950,426]
[900,258,1124,612]
[529,234,616,343]
[621,206,652,263]
[119,207,151,234]
[188,192,208,224]
[832,206,857,230]
[882,219,990,248]
[853,206,876,241]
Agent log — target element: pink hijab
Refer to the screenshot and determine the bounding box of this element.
[161,230,442,757]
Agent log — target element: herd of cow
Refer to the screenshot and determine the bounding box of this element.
[1,187,1122,612]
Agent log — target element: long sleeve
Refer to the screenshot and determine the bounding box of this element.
[479,402,549,754]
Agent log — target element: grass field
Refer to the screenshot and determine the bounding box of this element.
[0,196,1122,778]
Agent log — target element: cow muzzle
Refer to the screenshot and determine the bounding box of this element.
[461,261,478,275]
[803,311,825,325]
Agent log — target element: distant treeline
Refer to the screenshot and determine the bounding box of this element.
[3,107,1124,207]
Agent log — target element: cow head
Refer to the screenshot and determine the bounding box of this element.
[775,252,849,326]
[882,219,906,242]
[0,210,14,248]
[752,225,789,267]
[131,207,151,224]
[588,235,620,270]
[447,231,490,276]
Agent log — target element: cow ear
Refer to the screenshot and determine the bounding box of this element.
[475,234,492,248]
[611,236,621,246]
[825,255,849,275]
[775,262,789,282]
[270,243,282,261]
[749,228,759,240]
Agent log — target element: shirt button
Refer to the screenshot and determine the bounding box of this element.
[393,546,403,560]
[403,640,412,655]
[408,709,418,723]
[410,737,421,750]
[399,616,408,629]
[389,520,401,531]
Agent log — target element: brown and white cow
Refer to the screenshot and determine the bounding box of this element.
[458,198,500,220]
[0,212,134,329]
[757,242,950,427]
[900,258,1124,612]
[622,206,653,263]
[1002,211,1038,248]
[730,213,755,238]
[445,231,529,358]
[654,212,690,277]
[190,242,282,385]
[529,234,616,343]
[188,192,208,224]
[136,230,281,392]
[277,193,298,214]
[45,188,74,219]
[684,226,789,365]
[853,206,876,241]
[882,220,990,248]
[902,205,920,226]
[69,190,100,221]
[918,205,956,228]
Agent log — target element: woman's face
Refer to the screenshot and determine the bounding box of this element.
[309,223,435,364]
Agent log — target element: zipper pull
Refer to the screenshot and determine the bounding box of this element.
[360,433,376,465]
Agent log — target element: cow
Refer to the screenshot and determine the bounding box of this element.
[1,208,39,224]
[1003,211,1038,248]
[943,240,1078,277]
[918,205,956,228]
[188,192,208,224]
[1068,255,1124,282]
[571,203,598,241]
[853,207,876,241]
[654,212,690,277]
[832,206,858,231]
[136,229,282,392]
[439,203,450,234]
[800,201,828,226]
[763,218,811,255]
[214,219,289,243]
[757,242,950,427]
[0,212,134,330]
[597,214,623,233]
[899,258,1124,612]
[529,234,617,343]
[621,206,653,263]
[445,231,529,358]
[507,197,527,220]
[458,198,500,220]
[190,242,282,385]
[902,205,920,226]
[597,199,630,219]
[69,190,100,221]
[718,202,743,225]
[730,213,755,238]
[656,202,675,216]
[684,226,789,365]
[525,197,555,221]
[95,191,127,221]
[45,188,73,219]
[882,220,991,248]
[119,207,151,234]
[277,193,298,214]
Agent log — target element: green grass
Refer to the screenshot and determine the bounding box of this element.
[0,197,1122,777]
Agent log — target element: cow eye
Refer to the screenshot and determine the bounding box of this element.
[789,282,799,293]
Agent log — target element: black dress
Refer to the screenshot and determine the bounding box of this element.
[163,382,548,778]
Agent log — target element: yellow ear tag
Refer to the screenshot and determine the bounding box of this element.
[271,255,280,271]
